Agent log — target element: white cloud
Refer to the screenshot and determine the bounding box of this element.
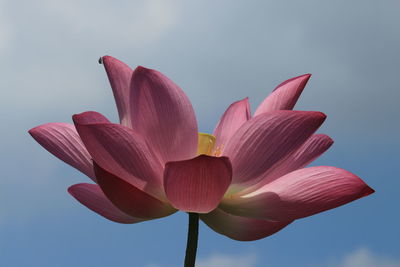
[145,253,257,267]
[196,253,257,267]
[146,249,400,267]
[200,249,400,267]
[334,248,400,267]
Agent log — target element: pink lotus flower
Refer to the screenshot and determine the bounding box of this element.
[29,56,374,242]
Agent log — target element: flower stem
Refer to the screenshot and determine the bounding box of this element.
[184,213,199,267]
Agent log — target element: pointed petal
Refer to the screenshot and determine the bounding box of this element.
[164,155,232,213]
[73,112,165,199]
[254,74,311,116]
[68,183,145,224]
[29,123,95,181]
[241,134,333,194]
[223,111,326,191]
[213,98,251,153]
[221,166,374,221]
[102,56,133,127]
[130,66,198,163]
[201,208,292,241]
[94,163,176,219]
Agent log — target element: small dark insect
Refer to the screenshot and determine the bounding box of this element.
[98,57,103,64]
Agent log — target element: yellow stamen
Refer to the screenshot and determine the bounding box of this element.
[213,144,224,157]
[197,133,216,155]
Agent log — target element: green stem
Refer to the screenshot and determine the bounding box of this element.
[184,213,199,267]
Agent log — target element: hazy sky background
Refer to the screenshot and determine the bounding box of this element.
[1,1,399,266]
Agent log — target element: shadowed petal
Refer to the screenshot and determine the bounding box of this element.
[241,134,333,194]
[201,208,292,241]
[68,183,146,224]
[220,166,374,221]
[94,163,176,219]
[73,112,165,199]
[164,155,232,213]
[254,74,311,116]
[213,98,251,153]
[130,66,198,163]
[102,56,134,127]
[223,111,326,192]
[29,123,95,181]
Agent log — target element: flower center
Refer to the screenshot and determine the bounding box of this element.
[197,133,216,155]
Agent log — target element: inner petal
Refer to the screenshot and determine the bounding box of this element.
[197,133,216,155]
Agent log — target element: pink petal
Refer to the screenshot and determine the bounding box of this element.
[72,111,111,124]
[200,208,292,241]
[73,112,165,199]
[68,183,145,224]
[164,155,232,213]
[102,56,134,127]
[241,134,333,194]
[94,163,176,219]
[220,166,374,221]
[223,111,326,191]
[130,66,198,163]
[29,123,95,181]
[254,74,311,116]
[213,98,251,153]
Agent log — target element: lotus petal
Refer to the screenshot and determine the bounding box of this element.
[241,134,333,194]
[221,166,374,221]
[213,98,251,154]
[73,112,165,199]
[94,163,176,219]
[254,74,311,115]
[223,111,326,192]
[201,208,292,241]
[68,183,145,224]
[102,56,134,127]
[164,155,232,213]
[29,123,95,181]
[130,66,198,163]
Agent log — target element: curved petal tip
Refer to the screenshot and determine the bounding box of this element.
[362,185,375,197]
[72,111,110,125]
[273,73,311,92]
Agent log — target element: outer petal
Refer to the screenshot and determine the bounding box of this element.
[73,112,165,199]
[94,163,176,219]
[220,166,374,221]
[164,155,232,213]
[68,183,145,224]
[102,56,133,127]
[213,98,251,153]
[29,123,95,181]
[130,66,198,163]
[200,208,292,241]
[254,74,311,116]
[223,111,326,191]
[241,134,333,194]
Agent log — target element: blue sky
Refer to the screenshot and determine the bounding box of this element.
[1,0,399,266]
